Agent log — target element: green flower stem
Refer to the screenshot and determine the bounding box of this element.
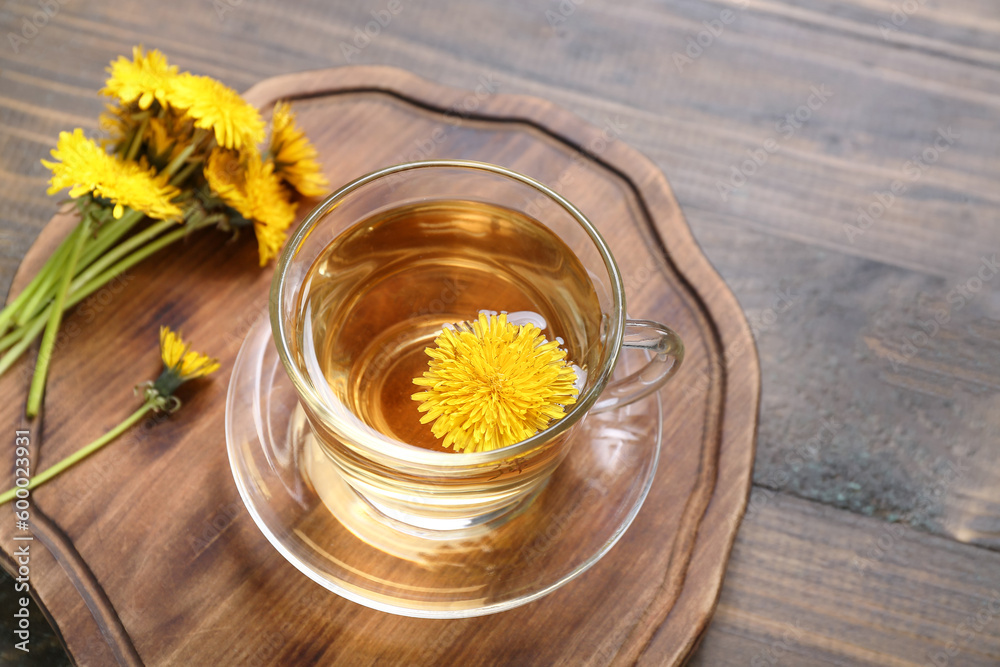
[10,224,80,328]
[1,243,66,331]
[26,215,92,418]
[163,139,199,180]
[6,211,135,332]
[0,218,211,377]
[13,211,142,329]
[0,313,45,372]
[125,116,149,163]
[116,111,150,160]
[169,158,203,188]
[64,218,177,299]
[0,401,155,505]
[0,307,37,351]
[0,264,48,338]
[0,327,24,353]
[77,209,145,276]
[80,221,203,281]
[0,281,36,337]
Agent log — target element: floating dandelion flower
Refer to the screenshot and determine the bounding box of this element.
[412,313,578,453]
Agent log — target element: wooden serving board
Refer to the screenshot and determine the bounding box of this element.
[0,66,758,666]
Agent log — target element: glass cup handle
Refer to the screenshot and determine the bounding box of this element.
[592,319,685,414]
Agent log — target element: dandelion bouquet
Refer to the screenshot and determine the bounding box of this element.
[0,46,328,417]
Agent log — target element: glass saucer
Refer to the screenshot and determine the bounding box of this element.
[226,316,662,618]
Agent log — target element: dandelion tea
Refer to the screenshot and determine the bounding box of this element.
[294,199,604,453]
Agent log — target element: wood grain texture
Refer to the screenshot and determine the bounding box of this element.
[690,491,1000,666]
[0,67,759,665]
[1,0,998,664]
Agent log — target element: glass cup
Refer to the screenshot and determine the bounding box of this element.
[271,160,684,534]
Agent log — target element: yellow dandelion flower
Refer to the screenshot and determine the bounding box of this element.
[204,148,297,265]
[149,325,220,405]
[244,155,298,266]
[0,325,219,506]
[98,104,131,148]
[169,73,265,151]
[143,117,191,165]
[203,148,246,210]
[253,220,289,267]
[42,129,182,220]
[269,101,328,198]
[146,117,173,158]
[102,46,179,110]
[412,313,579,453]
[158,326,221,383]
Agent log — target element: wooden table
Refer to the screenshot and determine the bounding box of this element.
[1,0,998,665]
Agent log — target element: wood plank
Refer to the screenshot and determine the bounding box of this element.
[2,0,998,283]
[691,214,1000,550]
[690,490,1000,666]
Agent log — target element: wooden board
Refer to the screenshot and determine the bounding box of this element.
[0,66,758,665]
